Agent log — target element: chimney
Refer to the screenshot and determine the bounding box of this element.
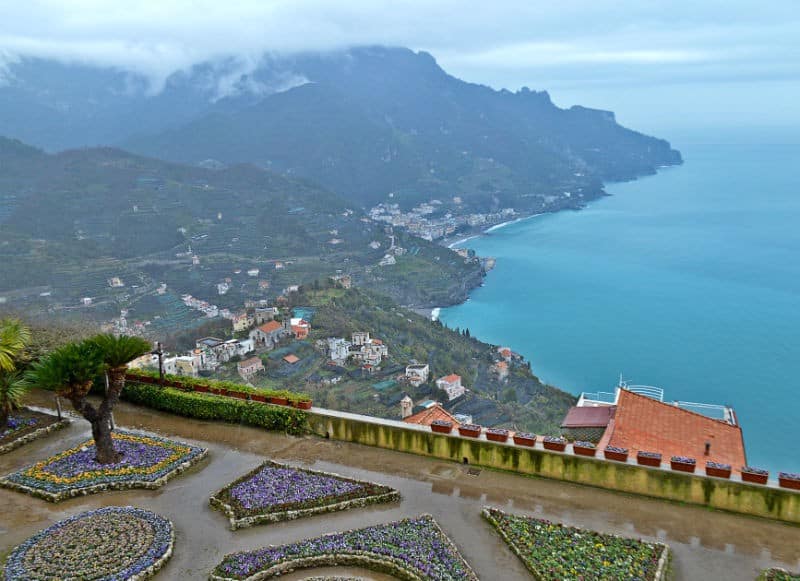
[400,395,413,419]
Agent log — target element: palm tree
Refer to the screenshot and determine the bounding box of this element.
[0,318,31,373]
[0,372,29,429]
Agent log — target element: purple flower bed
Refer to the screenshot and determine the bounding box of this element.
[779,472,800,481]
[3,506,174,580]
[431,419,453,427]
[0,430,207,502]
[0,416,37,440]
[210,461,399,528]
[211,514,477,581]
[605,446,628,454]
[543,436,566,444]
[637,451,662,459]
[671,456,696,464]
[706,461,731,470]
[742,466,769,476]
[574,441,596,449]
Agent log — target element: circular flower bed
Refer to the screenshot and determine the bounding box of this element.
[0,430,207,502]
[482,507,669,581]
[3,506,174,580]
[211,514,478,581]
[210,460,399,529]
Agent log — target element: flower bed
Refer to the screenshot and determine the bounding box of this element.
[458,424,482,438]
[572,441,597,457]
[513,432,536,447]
[0,410,70,455]
[604,446,629,462]
[209,460,400,530]
[741,466,769,485]
[0,430,207,502]
[758,567,800,580]
[542,436,566,452]
[431,419,454,434]
[3,506,174,580]
[778,472,800,491]
[670,456,696,473]
[485,428,509,443]
[705,461,732,479]
[636,451,662,467]
[211,514,478,581]
[482,507,669,581]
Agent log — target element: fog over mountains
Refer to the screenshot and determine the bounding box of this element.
[0,46,680,211]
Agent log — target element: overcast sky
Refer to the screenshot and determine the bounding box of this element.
[1,1,798,142]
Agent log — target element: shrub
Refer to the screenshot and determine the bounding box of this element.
[126,370,309,402]
[122,383,306,435]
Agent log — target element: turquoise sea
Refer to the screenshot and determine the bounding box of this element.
[440,140,800,473]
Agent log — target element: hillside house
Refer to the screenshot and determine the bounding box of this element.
[491,360,509,381]
[237,356,264,380]
[255,306,279,324]
[436,374,465,401]
[403,401,461,427]
[249,320,287,349]
[290,317,311,340]
[231,311,254,332]
[405,364,430,386]
[326,337,351,365]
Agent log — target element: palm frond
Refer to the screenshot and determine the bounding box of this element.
[89,334,151,369]
[0,371,30,413]
[0,319,32,373]
[27,342,104,392]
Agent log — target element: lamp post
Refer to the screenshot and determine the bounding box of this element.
[151,342,164,386]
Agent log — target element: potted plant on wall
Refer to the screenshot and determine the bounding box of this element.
[458,424,482,438]
[292,398,313,410]
[268,394,289,406]
[543,436,567,452]
[604,446,629,462]
[572,441,597,457]
[778,472,800,490]
[250,392,267,403]
[431,419,453,434]
[636,451,662,467]
[705,461,732,479]
[485,428,510,443]
[513,432,536,447]
[670,456,697,473]
[741,466,769,485]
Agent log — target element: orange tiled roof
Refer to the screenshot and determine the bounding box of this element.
[283,354,300,364]
[440,374,460,383]
[599,389,746,469]
[258,321,283,333]
[403,404,460,427]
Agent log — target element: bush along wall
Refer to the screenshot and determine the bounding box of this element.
[122,383,307,435]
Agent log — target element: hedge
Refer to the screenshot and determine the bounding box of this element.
[122,383,307,435]
[125,369,310,402]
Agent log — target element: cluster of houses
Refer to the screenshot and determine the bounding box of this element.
[321,332,389,369]
[129,335,257,378]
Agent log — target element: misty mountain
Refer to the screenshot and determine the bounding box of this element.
[0,47,680,210]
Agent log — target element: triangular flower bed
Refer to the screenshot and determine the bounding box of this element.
[211,514,478,581]
[482,507,670,581]
[0,430,207,502]
[209,460,400,529]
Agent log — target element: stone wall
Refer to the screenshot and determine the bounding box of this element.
[306,409,800,525]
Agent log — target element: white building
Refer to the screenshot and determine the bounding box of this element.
[326,338,351,364]
[436,374,465,401]
[405,364,430,386]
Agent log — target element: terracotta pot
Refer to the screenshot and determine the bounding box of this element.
[543,440,567,452]
[486,430,509,443]
[636,453,662,467]
[230,391,248,400]
[458,425,482,438]
[269,396,289,406]
[604,449,629,462]
[513,434,536,447]
[705,465,731,479]
[431,422,453,434]
[670,460,696,473]
[251,394,267,403]
[193,385,209,393]
[573,445,596,457]
[741,471,769,485]
[293,400,312,410]
[778,476,800,490]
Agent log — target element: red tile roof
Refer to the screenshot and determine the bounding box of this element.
[439,374,461,383]
[283,354,300,364]
[599,389,746,470]
[258,321,283,333]
[561,405,615,428]
[403,404,460,427]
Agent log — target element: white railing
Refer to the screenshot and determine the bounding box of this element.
[625,385,664,401]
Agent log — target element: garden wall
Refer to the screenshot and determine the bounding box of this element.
[305,409,800,525]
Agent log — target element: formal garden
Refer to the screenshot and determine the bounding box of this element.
[211,514,478,581]
[482,507,669,581]
[210,460,400,529]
